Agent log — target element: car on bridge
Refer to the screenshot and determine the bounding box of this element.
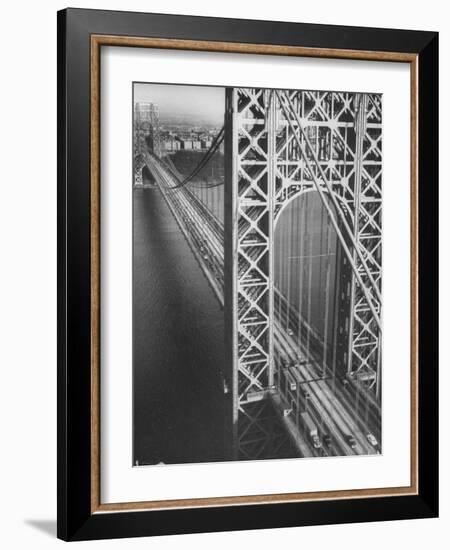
[366,432,379,449]
[301,412,322,450]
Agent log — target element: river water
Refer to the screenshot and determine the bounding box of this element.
[133,187,228,465]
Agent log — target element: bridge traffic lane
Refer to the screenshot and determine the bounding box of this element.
[275,328,375,455]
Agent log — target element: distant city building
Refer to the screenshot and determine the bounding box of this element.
[138,115,223,155]
[162,139,182,152]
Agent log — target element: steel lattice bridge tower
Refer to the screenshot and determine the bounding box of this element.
[134,102,161,186]
[134,86,382,460]
[225,88,381,459]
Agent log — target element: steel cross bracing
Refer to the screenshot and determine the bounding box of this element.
[229,88,382,457]
[134,154,146,187]
[227,89,278,458]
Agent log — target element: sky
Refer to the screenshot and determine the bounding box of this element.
[134,83,225,126]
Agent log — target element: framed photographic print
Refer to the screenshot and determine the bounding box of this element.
[57,8,439,541]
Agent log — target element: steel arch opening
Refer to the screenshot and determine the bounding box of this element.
[274,190,339,375]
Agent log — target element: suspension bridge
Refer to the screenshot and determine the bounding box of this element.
[133,87,382,461]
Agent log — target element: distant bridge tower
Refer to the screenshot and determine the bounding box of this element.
[134,102,162,186]
[225,88,382,459]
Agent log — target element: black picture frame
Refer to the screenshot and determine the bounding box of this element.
[57,7,438,541]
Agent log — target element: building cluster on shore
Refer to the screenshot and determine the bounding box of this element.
[159,128,218,152]
[135,101,224,154]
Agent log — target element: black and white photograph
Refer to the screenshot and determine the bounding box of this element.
[132,83,382,465]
